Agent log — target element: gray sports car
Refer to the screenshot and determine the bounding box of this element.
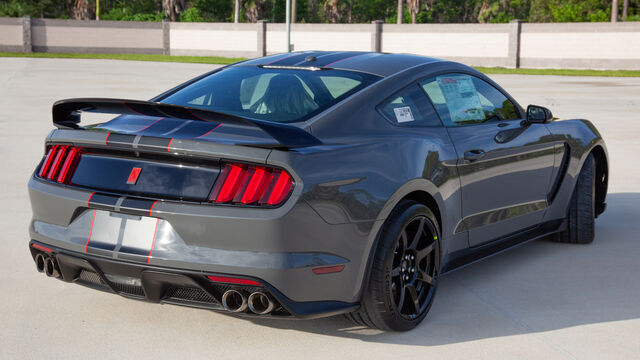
[28,51,608,331]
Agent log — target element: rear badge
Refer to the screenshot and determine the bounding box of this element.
[127,167,142,185]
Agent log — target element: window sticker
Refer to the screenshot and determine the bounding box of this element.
[436,76,485,123]
[393,106,415,123]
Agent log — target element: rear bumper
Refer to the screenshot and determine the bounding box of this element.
[29,240,358,319]
[28,175,377,310]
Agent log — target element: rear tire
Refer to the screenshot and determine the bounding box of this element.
[347,200,441,331]
[554,153,596,244]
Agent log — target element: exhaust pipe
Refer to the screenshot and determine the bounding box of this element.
[35,253,46,273]
[248,291,275,315]
[44,257,60,278]
[221,290,248,313]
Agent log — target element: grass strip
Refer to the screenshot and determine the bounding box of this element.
[1,52,639,77]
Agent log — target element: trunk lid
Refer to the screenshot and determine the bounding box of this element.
[70,150,220,202]
[42,119,276,202]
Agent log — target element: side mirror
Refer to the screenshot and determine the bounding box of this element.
[526,105,553,124]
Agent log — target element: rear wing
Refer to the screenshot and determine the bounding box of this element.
[52,98,322,148]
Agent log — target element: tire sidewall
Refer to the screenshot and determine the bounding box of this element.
[373,201,441,331]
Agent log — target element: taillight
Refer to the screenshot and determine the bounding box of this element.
[209,163,293,206]
[38,145,82,184]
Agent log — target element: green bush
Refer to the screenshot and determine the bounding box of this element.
[544,0,611,22]
[0,0,35,17]
[179,7,203,22]
[101,8,162,21]
[1,0,640,24]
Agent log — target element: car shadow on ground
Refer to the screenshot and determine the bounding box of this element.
[239,192,640,346]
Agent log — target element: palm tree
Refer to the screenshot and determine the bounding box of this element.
[611,0,618,22]
[324,0,340,23]
[308,0,317,22]
[407,0,420,24]
[72,0,90,20]
[244,0,267,22]
[397,0,403,24]
[162,0,185,21]
[292,0,297,23]
[622,0,629,21]
[234,0,240,23]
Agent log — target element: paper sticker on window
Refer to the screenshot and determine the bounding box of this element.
[393,106,414,123]
[437,76,485,124]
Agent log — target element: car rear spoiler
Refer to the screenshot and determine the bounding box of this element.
[52,98,322,148]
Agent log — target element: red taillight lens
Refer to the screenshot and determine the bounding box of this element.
[56,147,80,183]
[38,146,57,178]
[46,145,68,180]
[38,145,82,184]
[266,170,292,205]
[209,163,293,206]
[210,163,246,203]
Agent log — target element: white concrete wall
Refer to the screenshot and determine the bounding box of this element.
[266,24,371,53]
[520,22,640,70]
[0,18,23,51]
[1,18,640,70]
[170,22,257,57]
[522,32,640,60]
[0,24,22,46]
[30,19,163,54]
[382,24,511,67]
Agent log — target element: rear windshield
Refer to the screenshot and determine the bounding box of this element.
[159,66,380,123]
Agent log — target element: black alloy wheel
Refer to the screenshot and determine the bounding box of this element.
[346,200,441,331]
[390,215,439,319]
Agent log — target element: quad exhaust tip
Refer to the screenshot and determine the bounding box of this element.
[35,253,46,273]
[44,256,60,278]
[248,291,275,315]
[221,289,248,313]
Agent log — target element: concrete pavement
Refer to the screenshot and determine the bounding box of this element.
[1,58,639,359]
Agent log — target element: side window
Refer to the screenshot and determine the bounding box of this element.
[377,84,441,127]
[420,74,519,127]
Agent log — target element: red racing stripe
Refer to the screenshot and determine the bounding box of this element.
[323,53,368,68]
[147,219,160,263]
[135,117,165,132]
[86,192,96,207]
[265,52,302,65]
[122,100,145,116]
[195,123,223,139]
[84,209,97,253]
[149,200,159,217]
[186,109,207,122]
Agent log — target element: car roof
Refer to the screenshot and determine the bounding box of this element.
[238,51,444,77]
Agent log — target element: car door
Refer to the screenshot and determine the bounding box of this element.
[421,73,556,247]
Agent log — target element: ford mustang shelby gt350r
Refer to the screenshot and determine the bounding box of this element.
[28,51,608,331]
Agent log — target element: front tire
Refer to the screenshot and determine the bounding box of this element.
[554,153,596,244]
[347,200,441,331]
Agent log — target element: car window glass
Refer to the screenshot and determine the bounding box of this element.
[377,84,441,127]
[188,94,208,106]
[240,74,275,109]
[161,67,380,123]
[320,76,361,98]
[420,74,519,126]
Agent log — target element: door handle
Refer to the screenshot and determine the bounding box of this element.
[464,149,486,162]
